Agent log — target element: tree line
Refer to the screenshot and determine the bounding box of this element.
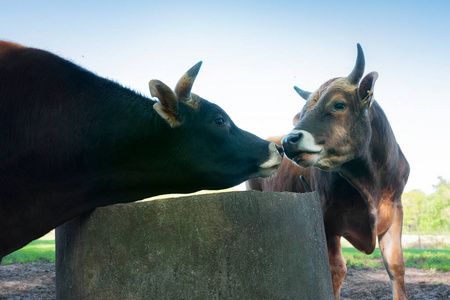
[402,177,450,235]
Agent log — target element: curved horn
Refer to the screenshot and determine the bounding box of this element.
[175,61,202,101]
[347,44,365,85]
[294,86,311,101]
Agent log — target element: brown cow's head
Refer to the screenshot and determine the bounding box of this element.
[282,44,378,172]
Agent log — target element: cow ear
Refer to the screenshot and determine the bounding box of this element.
[358,71,378,111]
[149,79,181,127]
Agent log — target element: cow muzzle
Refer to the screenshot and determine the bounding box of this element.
[257,142,284,177]
[282,130,322,168]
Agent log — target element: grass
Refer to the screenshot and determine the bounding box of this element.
[343,247,384,269]
[2,231,449,271]
[342,247,450,271]
[1,240,56,264]
[402,249,450,271]
[1,230,55,265]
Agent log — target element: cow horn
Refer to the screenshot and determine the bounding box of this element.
[175,61,202,101]
[294,86,311,101]
[347,44,365,85]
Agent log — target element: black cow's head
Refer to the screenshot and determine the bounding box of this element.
[148,62,284,190]
[282,44,378,172]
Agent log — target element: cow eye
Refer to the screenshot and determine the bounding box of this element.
[214,117,226,126]
[333,102,346,111]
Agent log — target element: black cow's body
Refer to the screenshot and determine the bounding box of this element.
[0,41,283,258]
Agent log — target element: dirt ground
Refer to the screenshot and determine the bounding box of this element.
[341,267,449,300]
[0,262,449,299]
[0,262,55,300]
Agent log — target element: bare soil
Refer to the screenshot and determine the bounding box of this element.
[0,262,55,299]
[0,262,449,299]
[341,267,449,300]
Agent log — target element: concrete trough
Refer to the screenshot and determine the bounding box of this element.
[56,191,333,299]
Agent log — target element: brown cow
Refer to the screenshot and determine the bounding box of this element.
[0,41,283,259]
[247,44,410,299]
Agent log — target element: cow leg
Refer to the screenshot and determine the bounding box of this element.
[378,204,408,300]
[327,235,346,300]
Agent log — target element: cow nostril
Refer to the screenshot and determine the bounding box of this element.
[288,132,303,144]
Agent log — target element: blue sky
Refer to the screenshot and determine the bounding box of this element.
[1,0,449,193]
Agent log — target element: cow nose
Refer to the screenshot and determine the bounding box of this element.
[275,144,284,156]
[284,131,303,145]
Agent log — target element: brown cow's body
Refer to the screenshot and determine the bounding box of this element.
[0,41,283,259]
[248,45,409,299]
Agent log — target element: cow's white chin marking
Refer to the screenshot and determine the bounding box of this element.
[257,142,283,178]
[293,152,320,168]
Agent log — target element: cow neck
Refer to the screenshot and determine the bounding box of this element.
[338,104,398,208]
[338,153,379,207]
[78,86,181,203]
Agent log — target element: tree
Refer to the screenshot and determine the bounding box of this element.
[402,177,450,235]
[426,177,450,233]
[402,190,426,234]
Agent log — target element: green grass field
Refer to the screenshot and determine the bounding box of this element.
[1,240,56,264]
[1,231,56,264]
[342,247,450,271]
[2,233,449,271]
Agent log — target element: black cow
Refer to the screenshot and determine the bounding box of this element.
[0,41,283,259]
